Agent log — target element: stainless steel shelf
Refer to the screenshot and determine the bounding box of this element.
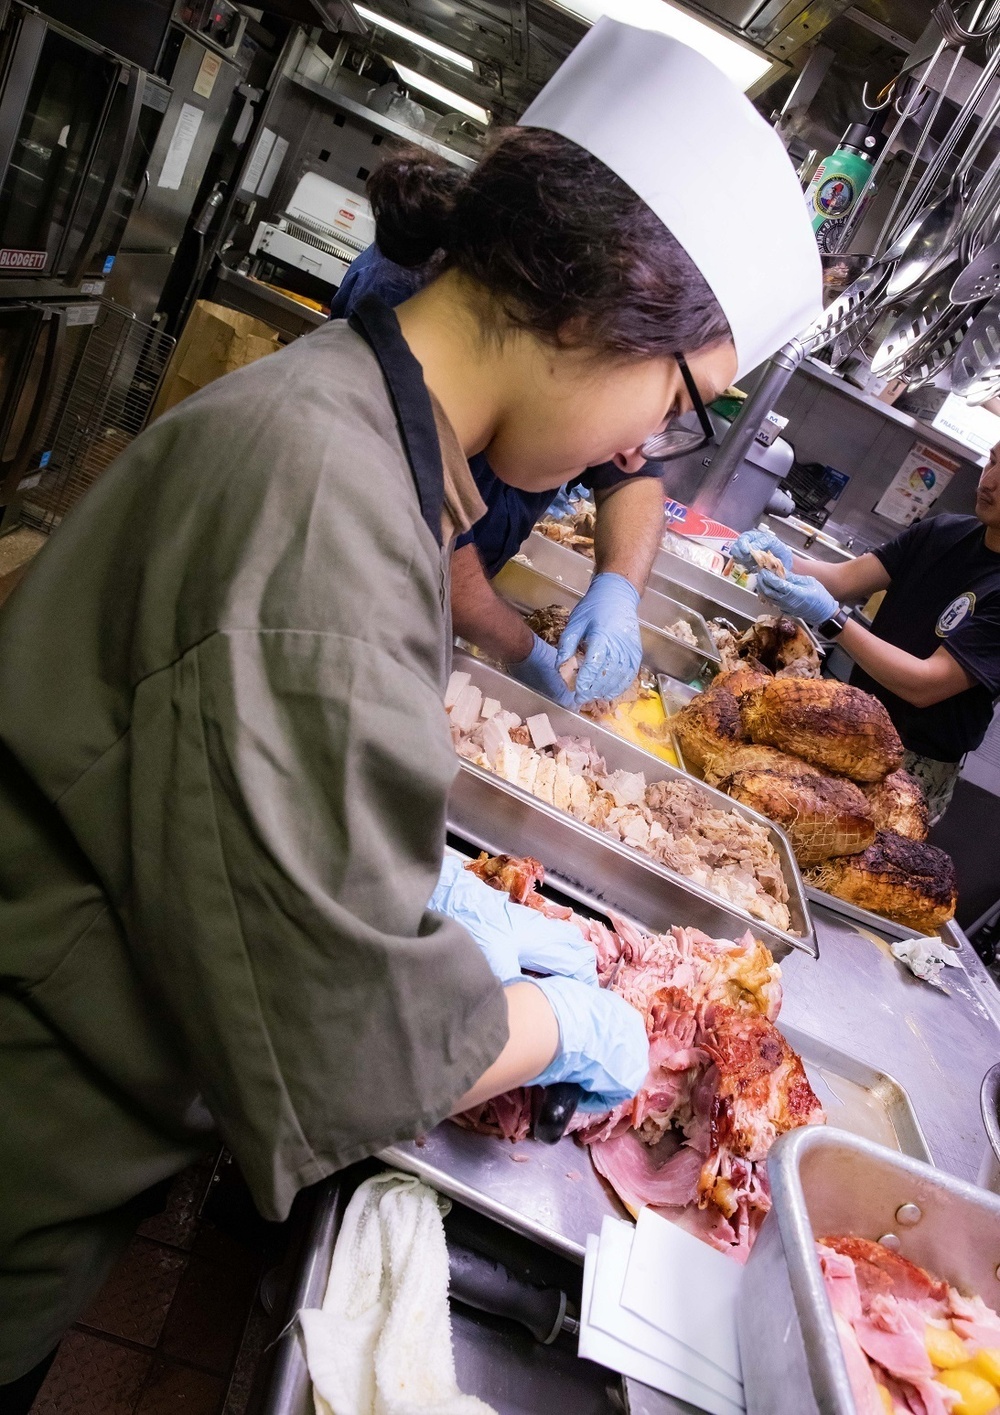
[799,358,985,465]
[288,73,477,170]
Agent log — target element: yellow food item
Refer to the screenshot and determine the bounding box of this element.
[973,1351,1000,1386]
[599,692,679,765]
[877,1384,894,1413]
[926,1324,971,1368]
[936,1367,1000,1415]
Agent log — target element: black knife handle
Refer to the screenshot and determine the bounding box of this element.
[448,1244,568,1344]
[533,1082,583,1145]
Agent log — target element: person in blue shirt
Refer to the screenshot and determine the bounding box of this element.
[333,243,669,706]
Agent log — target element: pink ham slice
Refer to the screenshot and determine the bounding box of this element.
[589,1131,704,1213]
[833,1312,891,1415]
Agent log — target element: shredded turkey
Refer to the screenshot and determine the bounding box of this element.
[447,675,792,932]
[453,852,823,1262]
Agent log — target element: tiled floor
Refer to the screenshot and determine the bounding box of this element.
[29,1153,298,1415]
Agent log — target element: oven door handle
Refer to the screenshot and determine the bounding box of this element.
[0,306,67,499]
[66,62,145,287]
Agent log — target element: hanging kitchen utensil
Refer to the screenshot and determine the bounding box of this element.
[872,263,959,374]
[883,172,969,300]
[951,239,1000,301]
[802,261,892,354]
[899,303,981,386]
[950,291,1000,395]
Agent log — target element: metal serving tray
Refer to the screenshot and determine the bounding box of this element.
[494,555,719,683]
[652,546,762,620]
[805,885,961,946]
[515,532,721,666]
[738,1127,1000,1415]
[447,651,816,960]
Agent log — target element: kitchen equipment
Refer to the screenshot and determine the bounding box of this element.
[871,262,959,375]
[800,260,891,355]
[0,4,170,299]
[248,172,376,293]
[652,545,762,621]
[806,122,887,255]
[951,292,1000,399]
[448,1243,577,1343]
[951,237,1000,302]
[738,1125,1000,1415]
[447,651,815,960]
[899,302,980,387]
[883,172,968,301]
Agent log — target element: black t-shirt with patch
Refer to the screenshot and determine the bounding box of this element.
[850,514,1000,762]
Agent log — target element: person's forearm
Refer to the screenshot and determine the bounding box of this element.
[450,982,558,1113]
[837,619,972,708]
[593,477,665,594]
[450,541,533,663]
[788,550,889,603]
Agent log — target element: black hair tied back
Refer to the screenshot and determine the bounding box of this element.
[366,153,465,268]
[367,132,732,359]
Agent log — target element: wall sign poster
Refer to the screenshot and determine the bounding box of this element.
[874,441,959,527]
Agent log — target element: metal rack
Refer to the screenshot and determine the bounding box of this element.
[18,302,174,534]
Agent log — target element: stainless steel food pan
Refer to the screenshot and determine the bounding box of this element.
[652,546,761,620]
[447,652,816,959]
[516,532,720,666]
[494,554,719,683]
[738,1127,1000,1415]
[805,885,962,946]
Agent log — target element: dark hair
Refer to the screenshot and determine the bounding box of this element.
[366,128,731,358]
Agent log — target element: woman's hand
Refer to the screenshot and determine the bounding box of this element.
[756,568,837,625]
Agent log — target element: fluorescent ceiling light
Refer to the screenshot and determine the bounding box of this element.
[355,6,475,72]
[393,62,490,124]
[555,0,772,91]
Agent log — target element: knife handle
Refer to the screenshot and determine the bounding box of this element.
[534,1082,583,1145]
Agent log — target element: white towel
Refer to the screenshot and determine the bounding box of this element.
[301,1171,498,1415]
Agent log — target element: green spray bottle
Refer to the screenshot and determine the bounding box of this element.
[806,122,886,253]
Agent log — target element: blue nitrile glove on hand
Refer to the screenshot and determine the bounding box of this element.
[756,568,838,625]
[429,855,599,986]
[729,528,794,573]
[509,633,575,708]
[526,975,648,1113]
[557,572,643,705]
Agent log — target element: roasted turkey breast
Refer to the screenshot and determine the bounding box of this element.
[804,830,957,933]
[703,743,823,787]
[672,681,748,775]
[741,677,903,783]
[862,769,928,842]
[738,618,821,677]
[720,768,876,865]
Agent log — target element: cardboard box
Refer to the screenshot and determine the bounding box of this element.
[151,300,283,420]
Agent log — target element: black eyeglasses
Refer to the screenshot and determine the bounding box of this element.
[639,353,715,463]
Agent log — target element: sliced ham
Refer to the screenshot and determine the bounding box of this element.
[833,1312,892,1415]
[590,1131,704,1212]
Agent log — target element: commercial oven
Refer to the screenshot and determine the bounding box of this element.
[0,3,170,299]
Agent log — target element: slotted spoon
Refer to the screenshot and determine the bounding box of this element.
[950,293,1000,395]
[871,263,959,375]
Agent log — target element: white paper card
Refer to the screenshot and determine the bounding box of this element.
[581,1225,745,1415]
[257,135,288,199]
[623,1208,744,1382]
[158,103,204,190]
[242,127,277,194]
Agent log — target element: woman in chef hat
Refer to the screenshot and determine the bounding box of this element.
[0,21,819,1401]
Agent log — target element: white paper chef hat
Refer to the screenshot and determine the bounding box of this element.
[519,18,821,377]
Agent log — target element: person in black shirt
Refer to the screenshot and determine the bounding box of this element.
[732,447,1000,822]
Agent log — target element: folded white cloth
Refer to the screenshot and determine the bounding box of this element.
[301,1171,497,1415]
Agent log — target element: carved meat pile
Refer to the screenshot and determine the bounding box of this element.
[445,671,792,930]
[819,1236,1000,1415]
[454,852,824,1262]
[709,614,822,678]
[673,671,956,932]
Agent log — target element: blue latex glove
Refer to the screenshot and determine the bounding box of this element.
[757,568,838,625]
[429,856,599,986]
[509,633,574,708]
[729,528,794,573]
[526,975,648,1113]
[556,572,643,705]
[545,485,575,519]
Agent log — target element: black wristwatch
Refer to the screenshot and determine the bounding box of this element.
[818,604,852,639]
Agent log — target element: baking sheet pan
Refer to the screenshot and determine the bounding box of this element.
[494,556,719,684]
[447,651,815,960]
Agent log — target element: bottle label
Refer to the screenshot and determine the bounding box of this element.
[815,172,856,217]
